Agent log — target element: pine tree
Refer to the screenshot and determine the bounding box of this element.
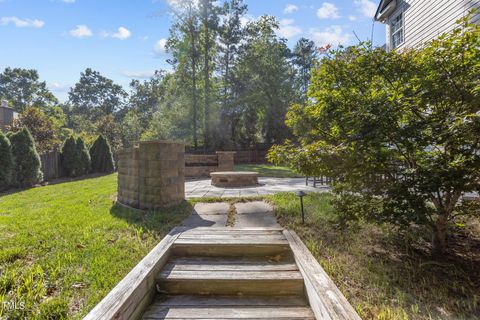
[76,137,91,176]
[61,136,80,177]
[89,135,115,173]
[9,127,42,187]
[0,131,14,190]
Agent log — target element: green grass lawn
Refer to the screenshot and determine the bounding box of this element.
[234,164,303,178]
[267,193,480,320]
[0,174,191,319]
[2,174,479,320]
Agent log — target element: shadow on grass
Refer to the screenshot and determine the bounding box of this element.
[110,201,193,234]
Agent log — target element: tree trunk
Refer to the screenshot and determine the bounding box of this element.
[190,28,198,149]
[203,8,211,153]
[432,214,448,255]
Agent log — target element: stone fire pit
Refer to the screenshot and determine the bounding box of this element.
[210,171,259,188]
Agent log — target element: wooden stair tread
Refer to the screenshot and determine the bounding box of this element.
[148,295,309,307]
[158,270,303,281]
[181,228,284,236]
[174,237,288,245]
[164,257,298,272]
[142,296,314,319]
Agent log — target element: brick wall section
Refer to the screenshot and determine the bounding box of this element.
[216,152,235,171]
[117,141,185,210]
[185,152,236,177]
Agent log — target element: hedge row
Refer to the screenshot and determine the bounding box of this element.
[60,135,115,178]
[0,130,115,192]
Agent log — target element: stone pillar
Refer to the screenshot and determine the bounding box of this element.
[117,147,140,208]
[117,141,185,210]
[216,151,236,172]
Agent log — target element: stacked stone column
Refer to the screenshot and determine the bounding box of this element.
[216,151,236,171]
[117,141,185,210]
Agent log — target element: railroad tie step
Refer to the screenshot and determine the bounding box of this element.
[142,295,316,319]
[171,229,291,257]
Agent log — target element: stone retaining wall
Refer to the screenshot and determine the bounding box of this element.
[185,151,235,177]
[117,141,185,210]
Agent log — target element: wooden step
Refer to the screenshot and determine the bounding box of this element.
[164,257,298,272]
[142,295,315,319]
[172,231,291,257]
[156,265,305,296]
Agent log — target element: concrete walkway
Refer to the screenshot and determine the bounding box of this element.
[182,201,280,228]
[186,177,329,199]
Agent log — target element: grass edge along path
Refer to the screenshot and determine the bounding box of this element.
[0,174,191,319]
[234,164,303,178]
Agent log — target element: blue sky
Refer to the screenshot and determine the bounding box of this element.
[0,0,384,101]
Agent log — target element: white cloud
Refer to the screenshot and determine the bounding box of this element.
[309,25,351,46]
[69,25,92,38]
[62,0,75,3]
[348,15,357,21]
[0,17,45,28]
[102,26,131,40]
[239,14,254,27]
[48,82,70,92]
[284,4,298,14]
[317,2,340,20]
[166,0,199,8]
[154,38,168,54]
[122,71,156,79]
[277,19,302,39]
[354,0,377,18]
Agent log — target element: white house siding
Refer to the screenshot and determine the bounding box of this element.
[385,0,480,51]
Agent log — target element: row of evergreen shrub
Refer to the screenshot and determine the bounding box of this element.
[0,128,115,191]
[60,135,115,178]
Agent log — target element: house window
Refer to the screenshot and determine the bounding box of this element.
[391,12,404,49]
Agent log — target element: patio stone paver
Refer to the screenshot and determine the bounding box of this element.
[234,201,279,228]
[194,202,229,215]
[185,177,329,199]
[182,203,229,227]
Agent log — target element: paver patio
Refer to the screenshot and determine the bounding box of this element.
[185,177,329,199]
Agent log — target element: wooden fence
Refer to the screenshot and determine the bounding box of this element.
[234,149,269,164]
[185,147,270,164]
[40,150,61,181]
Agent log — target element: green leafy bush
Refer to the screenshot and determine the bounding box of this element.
[76,137,91,176]
[9,127,42,187]
[0,131,14,191]
[90,135,115,173]
[269,18,480,254]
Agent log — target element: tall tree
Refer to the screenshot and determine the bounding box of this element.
[292,38,318,102]
[128,71,167,128]
[199,0,220,151]
[235,16,296,145]
[167,0,201,149]
[0,68,58,112]
[9,107,63,153]
[68,68,127,121]
[217,0,247,146]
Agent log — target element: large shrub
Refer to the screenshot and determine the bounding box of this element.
[9,127,42,187]
[61,136,80,177]
[269,18,480,254]
[90,135,115,173]
[76,137,91,176]
[0,131,14,190]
